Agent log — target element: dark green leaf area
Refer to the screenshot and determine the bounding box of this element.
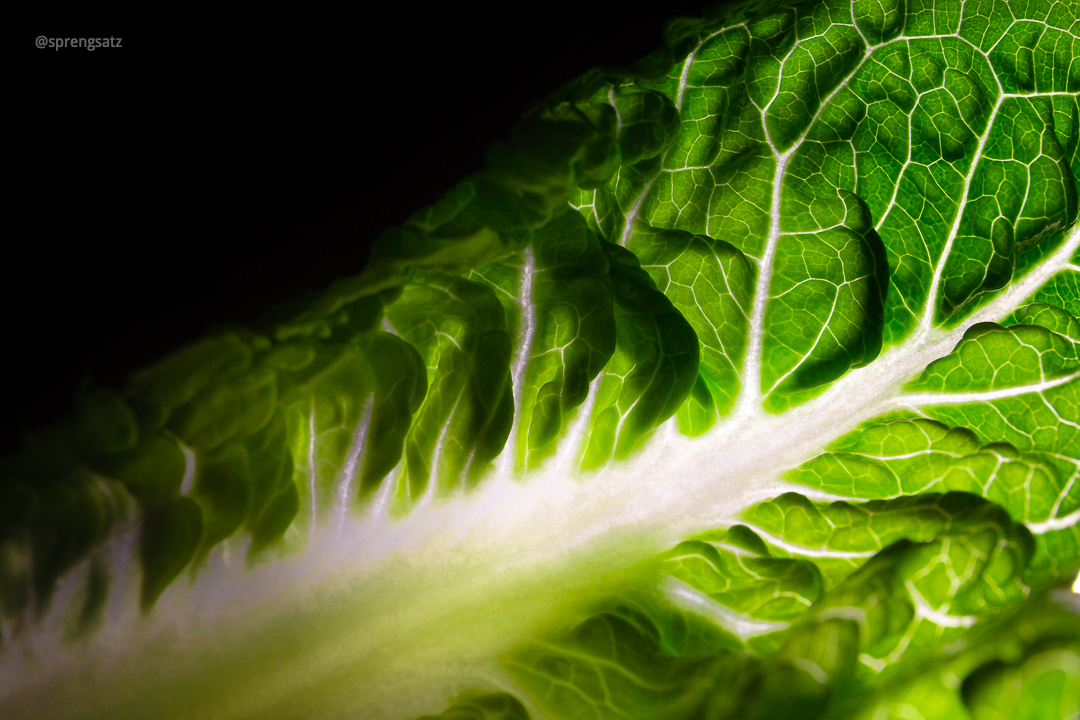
[609,89,680,168]
[0,430,137,620]
[262,341,317,372]
[765,23,866,152]
[1029,530,1080,592]
[288,346,371,507]
[125,335,253,431]
[844,590,1080,720]
[630,22,754,155]
[676,375,718,437]
[189,442,251,566]
[167,366,277,453]
[706,619,861,720]
[358,192,509,300]
[788,418,1074,528]
[64,558,110,639]
[988,20,1080,95]
[962,639,1080,720]
[908,41,997,160]
[353,332,428,493]
[852,0,905,45]
[910,322,1080,393]
[908,324,1080,582]
[386,276,513,497]
[803,80,867,148]
[742,492,1033,595]
[842,39,998,341]
[247,481,299,561]
[784,120,874,233]
[358,99,623,297]
[835,532,1030,653]
[488,101,621,194]
[736,502,1034,679]
[843,43,917,318]
[0,486,34,620]
[240,411,294,533]
[123,329,314,465]
[630,25,775,256]
[764,547,1040,718]
[266,285,388,344]
[505,598,741,720]
[957,0,1012,50]
[503,589,834,720]
[140,496,203,610]
[1032,268,1080,321]
[779,533,1067,718]
[908,1,961,48]
[523,214,617,468]
[669,155,771,259]
[958,0,1080,54]
[661,524,824,622]
[1051,96,1080,210]
[941,98,1079,319]
[414,692,533,720]
[26,473,127,616]
[762,201,888,410]
[1010,302,1080,344]
[582,243,700,467]
[471,211,616,471]
[628,225,754,421]
[507,520,1055,720]
[14,314,427,607]
[282,332,426,511]
[107,433,187,511]
[73,389,139,456]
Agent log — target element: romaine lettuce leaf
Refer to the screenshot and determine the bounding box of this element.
[3,0,1080,718]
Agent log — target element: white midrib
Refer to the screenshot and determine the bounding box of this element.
[739,148,789,416]
[497,248,537,477]
[334,397,375,536]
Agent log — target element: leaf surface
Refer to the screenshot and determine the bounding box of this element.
[4,0,1080,718]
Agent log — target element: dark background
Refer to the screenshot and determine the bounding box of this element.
[13,5,713,453]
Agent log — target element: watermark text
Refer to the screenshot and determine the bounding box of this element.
[36,36,122,51]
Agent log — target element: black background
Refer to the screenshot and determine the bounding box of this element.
[13,5,714,453]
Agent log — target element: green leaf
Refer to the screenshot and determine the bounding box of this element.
[385,275,514,496]
[6,0,1080,718]
[469,211,616,472]
[140,496,203,610]
[414,692,533,720]
[504,595,738,720]
[580,241,699,466]
[627,225,753,421]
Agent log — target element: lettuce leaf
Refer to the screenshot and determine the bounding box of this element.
[3,0,1080,718]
